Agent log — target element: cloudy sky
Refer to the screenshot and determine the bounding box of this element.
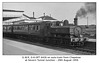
[3,2,96,25]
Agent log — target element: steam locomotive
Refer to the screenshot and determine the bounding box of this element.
[3,18,87,46]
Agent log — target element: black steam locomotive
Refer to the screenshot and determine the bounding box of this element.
[3,18,87,46]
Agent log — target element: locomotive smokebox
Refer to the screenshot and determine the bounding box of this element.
[74,15,78,25]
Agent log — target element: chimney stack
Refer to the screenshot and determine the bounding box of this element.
[50,14,51,17]
[33,12,34,18]
[87,17,88,26]
[74,15,78,25]
[43,13,45,16]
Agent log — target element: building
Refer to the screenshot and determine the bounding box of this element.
[39,13,58,22]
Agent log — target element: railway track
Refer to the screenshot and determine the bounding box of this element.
[3,36,96,55]
[75,47,96,53]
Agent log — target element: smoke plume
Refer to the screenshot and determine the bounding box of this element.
[76,2,96,18]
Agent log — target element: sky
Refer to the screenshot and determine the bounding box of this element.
[3,2,96,25]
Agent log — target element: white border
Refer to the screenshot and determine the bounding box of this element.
[1,0,100,63]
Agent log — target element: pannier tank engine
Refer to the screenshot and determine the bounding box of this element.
[49,17,86,46]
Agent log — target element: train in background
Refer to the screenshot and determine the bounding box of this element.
[3,17,88,46]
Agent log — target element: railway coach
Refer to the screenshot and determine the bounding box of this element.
[3,21,87,46]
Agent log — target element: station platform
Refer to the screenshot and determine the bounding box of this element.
[3,38,73,55]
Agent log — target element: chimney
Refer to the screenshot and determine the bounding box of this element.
[74,15,78,25]
[43,13,45,16]
[87,17,88,26]
[50,14,51,17]
[33,12,34,18]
